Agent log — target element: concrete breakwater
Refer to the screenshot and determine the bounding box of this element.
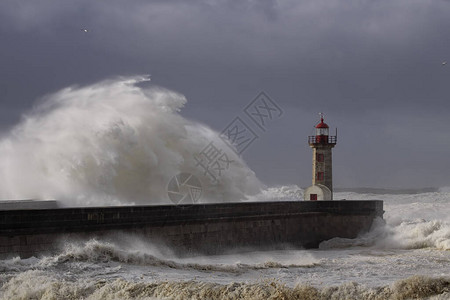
[0,200,383,258]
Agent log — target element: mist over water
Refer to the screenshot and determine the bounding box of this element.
[0,76,261,206]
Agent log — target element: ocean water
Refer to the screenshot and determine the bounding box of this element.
[0,78,449,299]
[0,186,449,300]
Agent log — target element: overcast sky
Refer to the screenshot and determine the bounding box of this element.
[1,0,450,189]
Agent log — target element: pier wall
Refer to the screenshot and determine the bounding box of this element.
[0,200,383,258]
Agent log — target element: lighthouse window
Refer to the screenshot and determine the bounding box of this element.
[317,153,324,162]
[317,172,324,181]
[316,128,329,136]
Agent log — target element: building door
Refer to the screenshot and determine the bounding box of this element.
[310,194,317,201]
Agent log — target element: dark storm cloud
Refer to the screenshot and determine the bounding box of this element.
[1,0,450,188]
[3,0,449,105]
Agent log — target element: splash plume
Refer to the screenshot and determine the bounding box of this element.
[0,76,262,206]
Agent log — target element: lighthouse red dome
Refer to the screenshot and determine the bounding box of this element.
[308,114,336,146]
[315,117,329,129]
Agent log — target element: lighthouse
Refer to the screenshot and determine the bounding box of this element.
[304,113,337,201]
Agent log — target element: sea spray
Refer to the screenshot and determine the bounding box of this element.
[319,217,450,250]
[245,185,303,202]
[37,238,319,273]
[0,76,262,206]
[328,190,450,250]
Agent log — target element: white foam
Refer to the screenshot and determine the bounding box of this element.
[0,76,262,206]
[325,191,450,251]
[37,238,319,273]
[1,270,448,300]
[245,184,303,202]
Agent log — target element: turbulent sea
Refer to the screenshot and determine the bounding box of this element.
[0,77,448,299]
[0,187,449,300]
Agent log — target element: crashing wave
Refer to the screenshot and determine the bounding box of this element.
[320,217,450,251]
[0,76,262,206]
[34,239,319,274]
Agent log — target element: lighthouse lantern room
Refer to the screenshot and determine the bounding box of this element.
[304,113,337,201]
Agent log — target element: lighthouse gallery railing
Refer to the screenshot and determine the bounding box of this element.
[308,136,337,144]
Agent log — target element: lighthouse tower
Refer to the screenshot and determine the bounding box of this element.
[304,114,337,201]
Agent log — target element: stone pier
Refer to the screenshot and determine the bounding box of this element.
[0,200,383,258]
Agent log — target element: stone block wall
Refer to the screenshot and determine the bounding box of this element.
[0,200,383,258]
